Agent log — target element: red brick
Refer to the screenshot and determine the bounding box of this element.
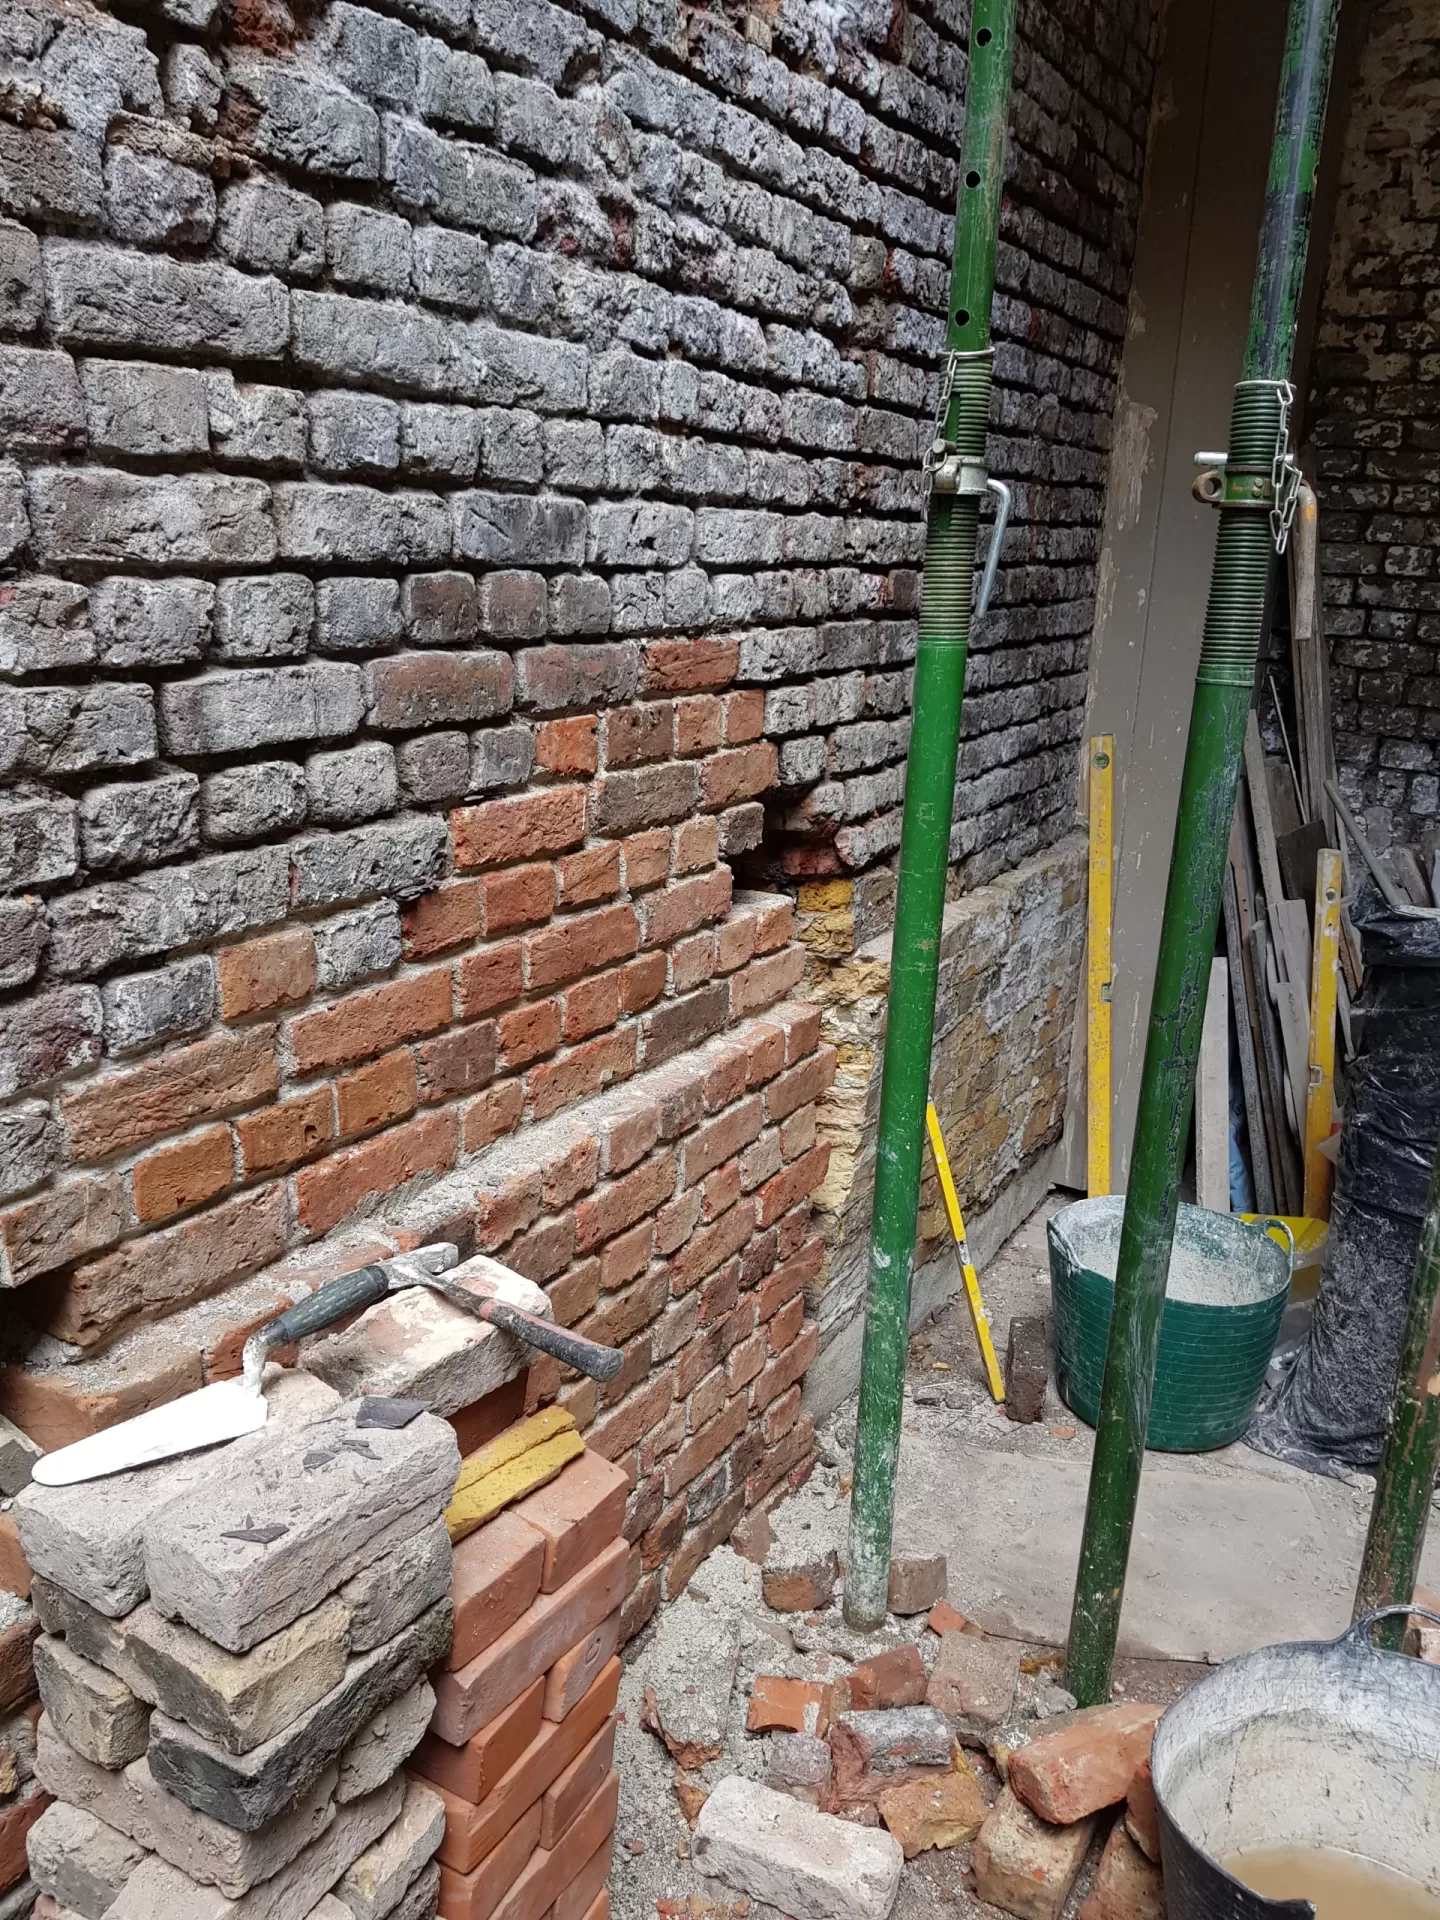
[436,1798,541,1920]
[490,1772,619,1920]
[542,1137,600,1210]
[432,1540,628,1745]
[542,1715,616,1849]
[62,1028,278,1162]
[665,1487,745,1600]
[452,789,588,870]
[732,945,806,1017]
[746,1409,815,1506]
[481,864,556,936]
[781,1104,816,1160]
[0,1176,125,1287]
[544,1608,619,1722]
[336,1049,417,1138]
[725,1326,767,1392]
[536,715,598,775]
[458,941,524,1018]
[667,1197,754,1296]
[0,1784,49,1881]
[723,688,765,742]
[767,1046,837,1123]
[0,1511,31,1598]
[527,905,638,991]
[599,1219,651,1291]
[654,1188,701,1255]
[218,928,315,1019]
[288,971,451,1075]
[673,815,719,875]
[642,637,738,693]
[557,843,620,907]
[411,1675,545,1807]
[745,1020,787,1086]
[846,1643,928,1711]
[132,1126,234,1224]
[402,881,481,958]
[603,703,672,767]
[237,1087,334,1178]
[752,1317,818,1412]
[756,1143,828,1228]
[675,694,722,755]
[742,1224,779,1288]
[1007,1703,1162,1825]
[507,1215,576,1285]
[558,1877,609,1920]
[702,1159,742,1222]
[498,998,561,1071]
[688,1363,727,1431]
[753,900,794,952]
[581,1267,666,1349]
[746,1675,830,1735]
[621,828,668,890]
[368,650,511,728]
[620,953,666,1012]
[702,1041,749,1114]
[575,1151,676,1254]
[717,915,757,974]
[586,1372,673,1463]
[558,1375,598,1429]
[294,1109,457,1236]
[769,1291,806,1353]
[758,1234,823,1318]
[474,1170,543,1252]
[777,1200,812,1257]
[448,1373,528,1456]
[698,1254,741,1325]
[529,1029,633,1122]
[664,1392,746,1495]
[701,742,776,808]
[638,870,731,951]
[562,970,621,1043]
[762,1382,801,1444]
[463,1079,524,1153]
[682,1095,763,1188]
[549,1259,601,1328]
[416,1019,498,1102]
[512,1451,629,1593]
[670,931,714,995]
[0,1340,201,1451]
[448,1509,546,1671]
[778,1002,822,1062]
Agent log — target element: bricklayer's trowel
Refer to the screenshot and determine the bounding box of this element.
[32,1242,624,1485]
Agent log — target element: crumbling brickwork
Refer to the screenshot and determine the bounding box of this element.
[1308,0,1440,851]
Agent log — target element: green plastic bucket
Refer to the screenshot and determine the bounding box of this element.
[1048,1197,1293,1452]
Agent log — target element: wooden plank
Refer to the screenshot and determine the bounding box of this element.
[1223,864,1275,1212]
[1195,957,1231,1213]
[1251,923,1303,1215]
[1303,849,1342,1220]
[1245,712,1287,912]
[1087,736,1115,1197]
[1230,801,1287,1214]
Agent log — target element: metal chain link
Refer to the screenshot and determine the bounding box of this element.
[1269,378,1303,554]
[920,349,963,507]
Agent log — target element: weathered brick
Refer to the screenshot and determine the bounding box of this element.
[288,969,452,1074]
[296,1109,458,1234]
[368,651,512,729]
[62,1027,276,1161]
[452,787,587,868]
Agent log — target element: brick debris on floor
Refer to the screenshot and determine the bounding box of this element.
[3,1254,635,1920]
[606,1415,1187,1920]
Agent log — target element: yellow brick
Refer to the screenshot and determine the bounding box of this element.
[446,1426,584,1543]
[452,1403,575,1499]
[798,880,853,911]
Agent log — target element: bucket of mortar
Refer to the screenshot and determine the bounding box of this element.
[1048,1196,1291,1450]
[1151,1606,1440,1917]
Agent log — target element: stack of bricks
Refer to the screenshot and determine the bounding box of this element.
[11,1366,459,1920]
[0,1416,42,1920]
[406,1405,629,1920]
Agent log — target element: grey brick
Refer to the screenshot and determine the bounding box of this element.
[0,684,156,779]
[479,408,543,484]
[469,723,533,791]
[273,482,450,565]
[80,359,208,458]
[542,419,604,490]
[0,124,103,227]
[0,897,47,990]
[494,74,586,168]
[401,402,480,481]
[412,226,487,312]
[43,241,289,360]
[478,572,546,641]
[206,372,307,470]
[589,347,662,421]
[160,663,365,756]
[317,577,404,652]
[0,1100,62,1203]
[226,53,381,180]
[516,642,637,712]
[103,145,215,247]
[318,2,422,110]
[0,576,94,676]
[483,242,553,325]
[309,390,401,475]
[366,650,512,728]
[0,220,43,333]
[36,10,161,136]
[417,42,495,131]
[213,575,313,662]
[289,814,448,908]
[306,743,399,826]
[401,571,478,645]
[396,731,469,804]
[163,43,222,131]
[590,500,694,567]
[471,322,584,413]
[0,795,77,890]
[470,0,590,87]
[314,899,404,986]
[90,578,214,669]
[326,202,413,294]
[102,956,215,1056]
[382,116,536,241]
[548,574,611,636]
[451,489,585,565]
[27,469,275,571]
[79,774,201,872]
[0,460,27,563]
[200,762,307,846]
[45,848,290,977]
[0,347,85,454]
[695,507,783,564]
[0,986,103,1098]
[215,179,325,278]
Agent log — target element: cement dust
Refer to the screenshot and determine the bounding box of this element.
[1224,1845,1440,1917]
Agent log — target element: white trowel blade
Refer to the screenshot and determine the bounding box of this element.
[31,1379,269,1486]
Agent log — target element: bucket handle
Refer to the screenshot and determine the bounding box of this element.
[1246,1214,1296,1273]
[1340,1603,1440,1655]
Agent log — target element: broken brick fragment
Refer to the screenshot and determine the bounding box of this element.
[877,1762,987,1858]
[1007,1701,1162,1825]
[844,1643,927,1712]
[745,1675,830,1736]
[1078,1817,1166,1920]
[760,1547,838,1614]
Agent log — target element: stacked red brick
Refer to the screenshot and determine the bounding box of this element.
[10,1370,457,1920]
[410,1434,629,1920]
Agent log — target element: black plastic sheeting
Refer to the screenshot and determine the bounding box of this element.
[1248,885,1440,1475]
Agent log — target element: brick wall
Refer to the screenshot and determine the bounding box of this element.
[1308,0,1440,852]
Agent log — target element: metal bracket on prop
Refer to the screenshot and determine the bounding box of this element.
[976,477,1011,616]
[1189,380,1303,554]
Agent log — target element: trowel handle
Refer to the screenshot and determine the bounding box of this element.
[475,1297,626,1383]
[244,1265,395,1387]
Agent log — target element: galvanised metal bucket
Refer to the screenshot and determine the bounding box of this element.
[1152,1606,1440,1917]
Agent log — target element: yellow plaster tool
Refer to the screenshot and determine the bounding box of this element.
[925,1100,1005,1402]
[1086,735,1114,1197]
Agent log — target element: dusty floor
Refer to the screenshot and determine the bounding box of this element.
[609,1189,1429,1920]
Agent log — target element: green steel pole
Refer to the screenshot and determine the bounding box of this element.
[1064,0,1341,1703]
[843,0,1018,1630]
[1354,1143,1440,1650]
